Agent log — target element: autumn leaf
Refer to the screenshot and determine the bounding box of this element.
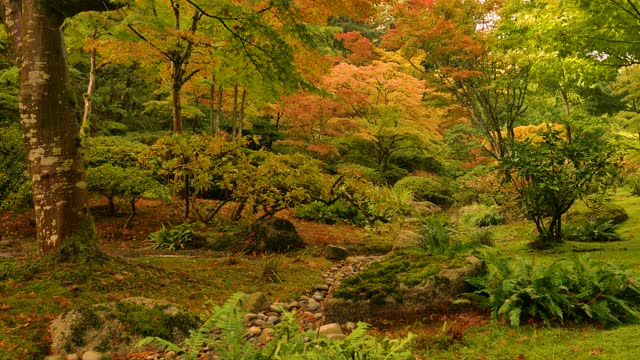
[590,348,603,355]
[0,304,11,311]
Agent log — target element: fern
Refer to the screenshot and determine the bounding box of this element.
[137,292,416,359]
[472,254,640,327]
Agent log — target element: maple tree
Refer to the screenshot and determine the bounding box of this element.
[382,0,529,159]
[0,0,126,255]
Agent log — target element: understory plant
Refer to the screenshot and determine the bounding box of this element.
[470,254,640,327]
[148,223,202,250]
[137,292,415,360]
[563,219,624,242]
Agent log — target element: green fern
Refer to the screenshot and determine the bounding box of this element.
[472,254,640,327]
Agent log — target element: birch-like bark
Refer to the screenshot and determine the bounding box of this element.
[80,25,98,138]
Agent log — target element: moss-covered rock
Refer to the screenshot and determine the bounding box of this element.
[49,297,200,357]
[564,202,629,225]
[326,251,484,323]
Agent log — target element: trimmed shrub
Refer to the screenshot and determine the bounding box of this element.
[563,202,628,225]
[85,136,148,168]
[393,175,454,205]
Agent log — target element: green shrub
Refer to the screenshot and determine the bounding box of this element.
[460,204,506,227]
[417,215,472,255]
[294,199,365,225]
[471,255,640,327]
[98,121,129,135]
[86,163,165,215]
[84,136,148,168]
[393,175,454,205]
[149,223,203,250]
[626,173,640,196]
[563,219,624,242]
[0,123,30,210]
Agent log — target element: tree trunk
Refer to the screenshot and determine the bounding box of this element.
[238,89,247,138]
[80,25,98,138]
[232,83,239,139]
[209,73,215,134]
[215,84,223,134]
[1,0,94,255]
[171,80,183,134]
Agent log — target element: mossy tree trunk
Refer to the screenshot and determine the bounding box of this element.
[0,0,124,256]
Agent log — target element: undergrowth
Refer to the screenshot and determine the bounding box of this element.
[470,254,640,327]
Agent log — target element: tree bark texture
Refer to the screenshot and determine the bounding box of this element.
[80,25,98,138]
[1,0,99,254]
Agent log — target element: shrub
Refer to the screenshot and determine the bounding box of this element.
[86,163,165,216]
[626,173,640,196]
[471,255,640,327]
[393,175,454,205]
[84,136,148,168]
[148,223,203,250]
[0,123,30,210]
[416,215,478,255]
[459,204,506,227]
[98,120,129,135]
[294,199,365,225]
[563,219,624,242]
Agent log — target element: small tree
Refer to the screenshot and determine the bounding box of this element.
[499,126,620,247]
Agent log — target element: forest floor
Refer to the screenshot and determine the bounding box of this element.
[2,194,640,359]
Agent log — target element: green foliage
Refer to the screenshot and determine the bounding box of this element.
[393,176,454,205]
[0,124,30,210]
[563,219,624,242]
[472,255,640,327]
[294,200,365,225]
[459,204,506,227]
[148,223,202,251]
[468,228,495,247]
[84,135,149,168]
[499,126,621,245]
[98,120,129,135]
[137,292,415,359]
[86,163,165,214]
[626,173,640,196]
[417,216,457,255]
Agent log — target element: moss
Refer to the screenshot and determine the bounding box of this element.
[112,302,200,341]
[334,249,469,303]
[66,307,101,351]
[53,215,108,264]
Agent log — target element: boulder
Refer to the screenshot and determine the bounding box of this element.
[242,292,270,313]
[49,297,199,357]
[324,245,350,260]
[251,217,304,253]
[324,256,484,324]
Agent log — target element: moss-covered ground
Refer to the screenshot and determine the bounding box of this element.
[3,191,640,359]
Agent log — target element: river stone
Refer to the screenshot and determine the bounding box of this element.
[81,351,111,360]
[251,217,304,253]
[319,323,344,338]
[324,245,350,260]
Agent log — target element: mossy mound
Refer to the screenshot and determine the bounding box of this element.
[326,250,484,324]
[50,297,200,356]
[334,249,467,304]
[564,202,629,225]
[325,249,485,323]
